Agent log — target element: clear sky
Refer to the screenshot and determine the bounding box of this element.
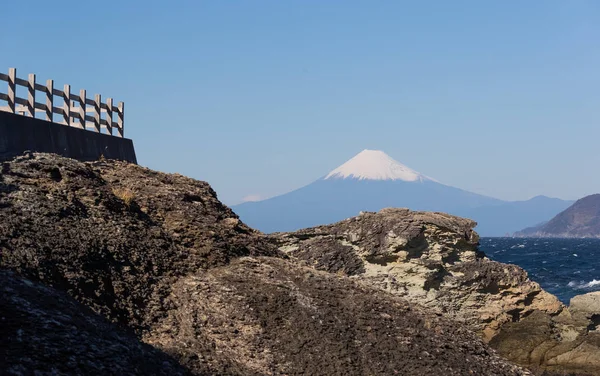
[2,1,598,204]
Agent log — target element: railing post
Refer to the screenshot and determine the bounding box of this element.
[7,68,16,113]
[106,97,113,135]
[79,89,86,129]
[117,101,124,137]
[27,73,36,117]
[63,84,71,126]
[45,79,53,121]
[2,69,125,138]
[93,94,101,132]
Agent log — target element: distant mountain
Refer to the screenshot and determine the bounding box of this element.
[515,194,600,238]
[459,195,573,236]
[233,150,572,236]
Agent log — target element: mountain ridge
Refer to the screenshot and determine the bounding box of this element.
[234,150,572,236]
[515,194,600,238]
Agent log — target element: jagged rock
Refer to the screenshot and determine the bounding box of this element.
[272,208,600,375]
[569,292,600,331]
[491,310,600,376]
[0,153,530,375]
[0,270,189,375]
[0,153,279,333]
[272,208,563,341]
[147,256,529,375]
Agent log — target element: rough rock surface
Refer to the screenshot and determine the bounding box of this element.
[272,208,563,341]
[568,292,600,336]
[272,208,600,375]
[0,152,279,333]
[570,292,600,327]
[0,153,528,375]
[147,256,528,375]
[490,309,600,376]
[0,270,189,375]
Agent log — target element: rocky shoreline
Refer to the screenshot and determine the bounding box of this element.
[273,209,600,375]
[1,153,599,375]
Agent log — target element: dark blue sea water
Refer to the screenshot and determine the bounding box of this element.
[480,238,600,304]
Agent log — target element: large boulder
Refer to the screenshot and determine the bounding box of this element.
[570,292,600,330]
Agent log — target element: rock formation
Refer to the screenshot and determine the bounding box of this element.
[272,208,563,341]
[0,153,528,375]
[272,208,600,375]
[0,270,189,375]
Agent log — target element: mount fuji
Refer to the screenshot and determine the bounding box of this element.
[232,150,572,236]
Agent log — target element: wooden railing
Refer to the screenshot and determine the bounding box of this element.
[0,68,124,137]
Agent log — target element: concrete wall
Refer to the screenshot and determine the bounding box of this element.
[0,111,137,163]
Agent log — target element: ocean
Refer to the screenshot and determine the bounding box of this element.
[480,237,600,304]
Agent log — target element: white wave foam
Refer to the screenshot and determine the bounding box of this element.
[586,279,600,288]
[567,279,600,289]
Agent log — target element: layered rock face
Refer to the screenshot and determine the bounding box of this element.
[491,292,600,375]
[272,208,563,341]
[0,153,528,375]
[272,208,600,375]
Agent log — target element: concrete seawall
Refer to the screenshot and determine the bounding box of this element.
[0,111,137,163]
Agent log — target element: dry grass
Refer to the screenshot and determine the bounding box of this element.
[112,187,135,207]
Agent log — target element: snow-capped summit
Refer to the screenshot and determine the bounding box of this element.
[232,149,572,236]
[324,149,432,182]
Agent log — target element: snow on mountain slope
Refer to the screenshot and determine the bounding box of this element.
[324,149,433,182]
[232,150,572,236]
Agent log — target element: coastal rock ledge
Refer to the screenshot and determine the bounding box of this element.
[272,208,600,375]
[0,153,526,375]
[0,152,598,375]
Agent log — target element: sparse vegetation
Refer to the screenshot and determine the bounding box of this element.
[112,187,135,207]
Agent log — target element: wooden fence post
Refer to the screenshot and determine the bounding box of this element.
[79,89,86,129]
[106,97,113,135]
[27,73,36,117]
[63,84,71,126]
[117,101,124,137]
[93,94,101,132]
[7,68,16,113]
[45,79,53,121]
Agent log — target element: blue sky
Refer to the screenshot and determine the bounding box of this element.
[2,1,598,204]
